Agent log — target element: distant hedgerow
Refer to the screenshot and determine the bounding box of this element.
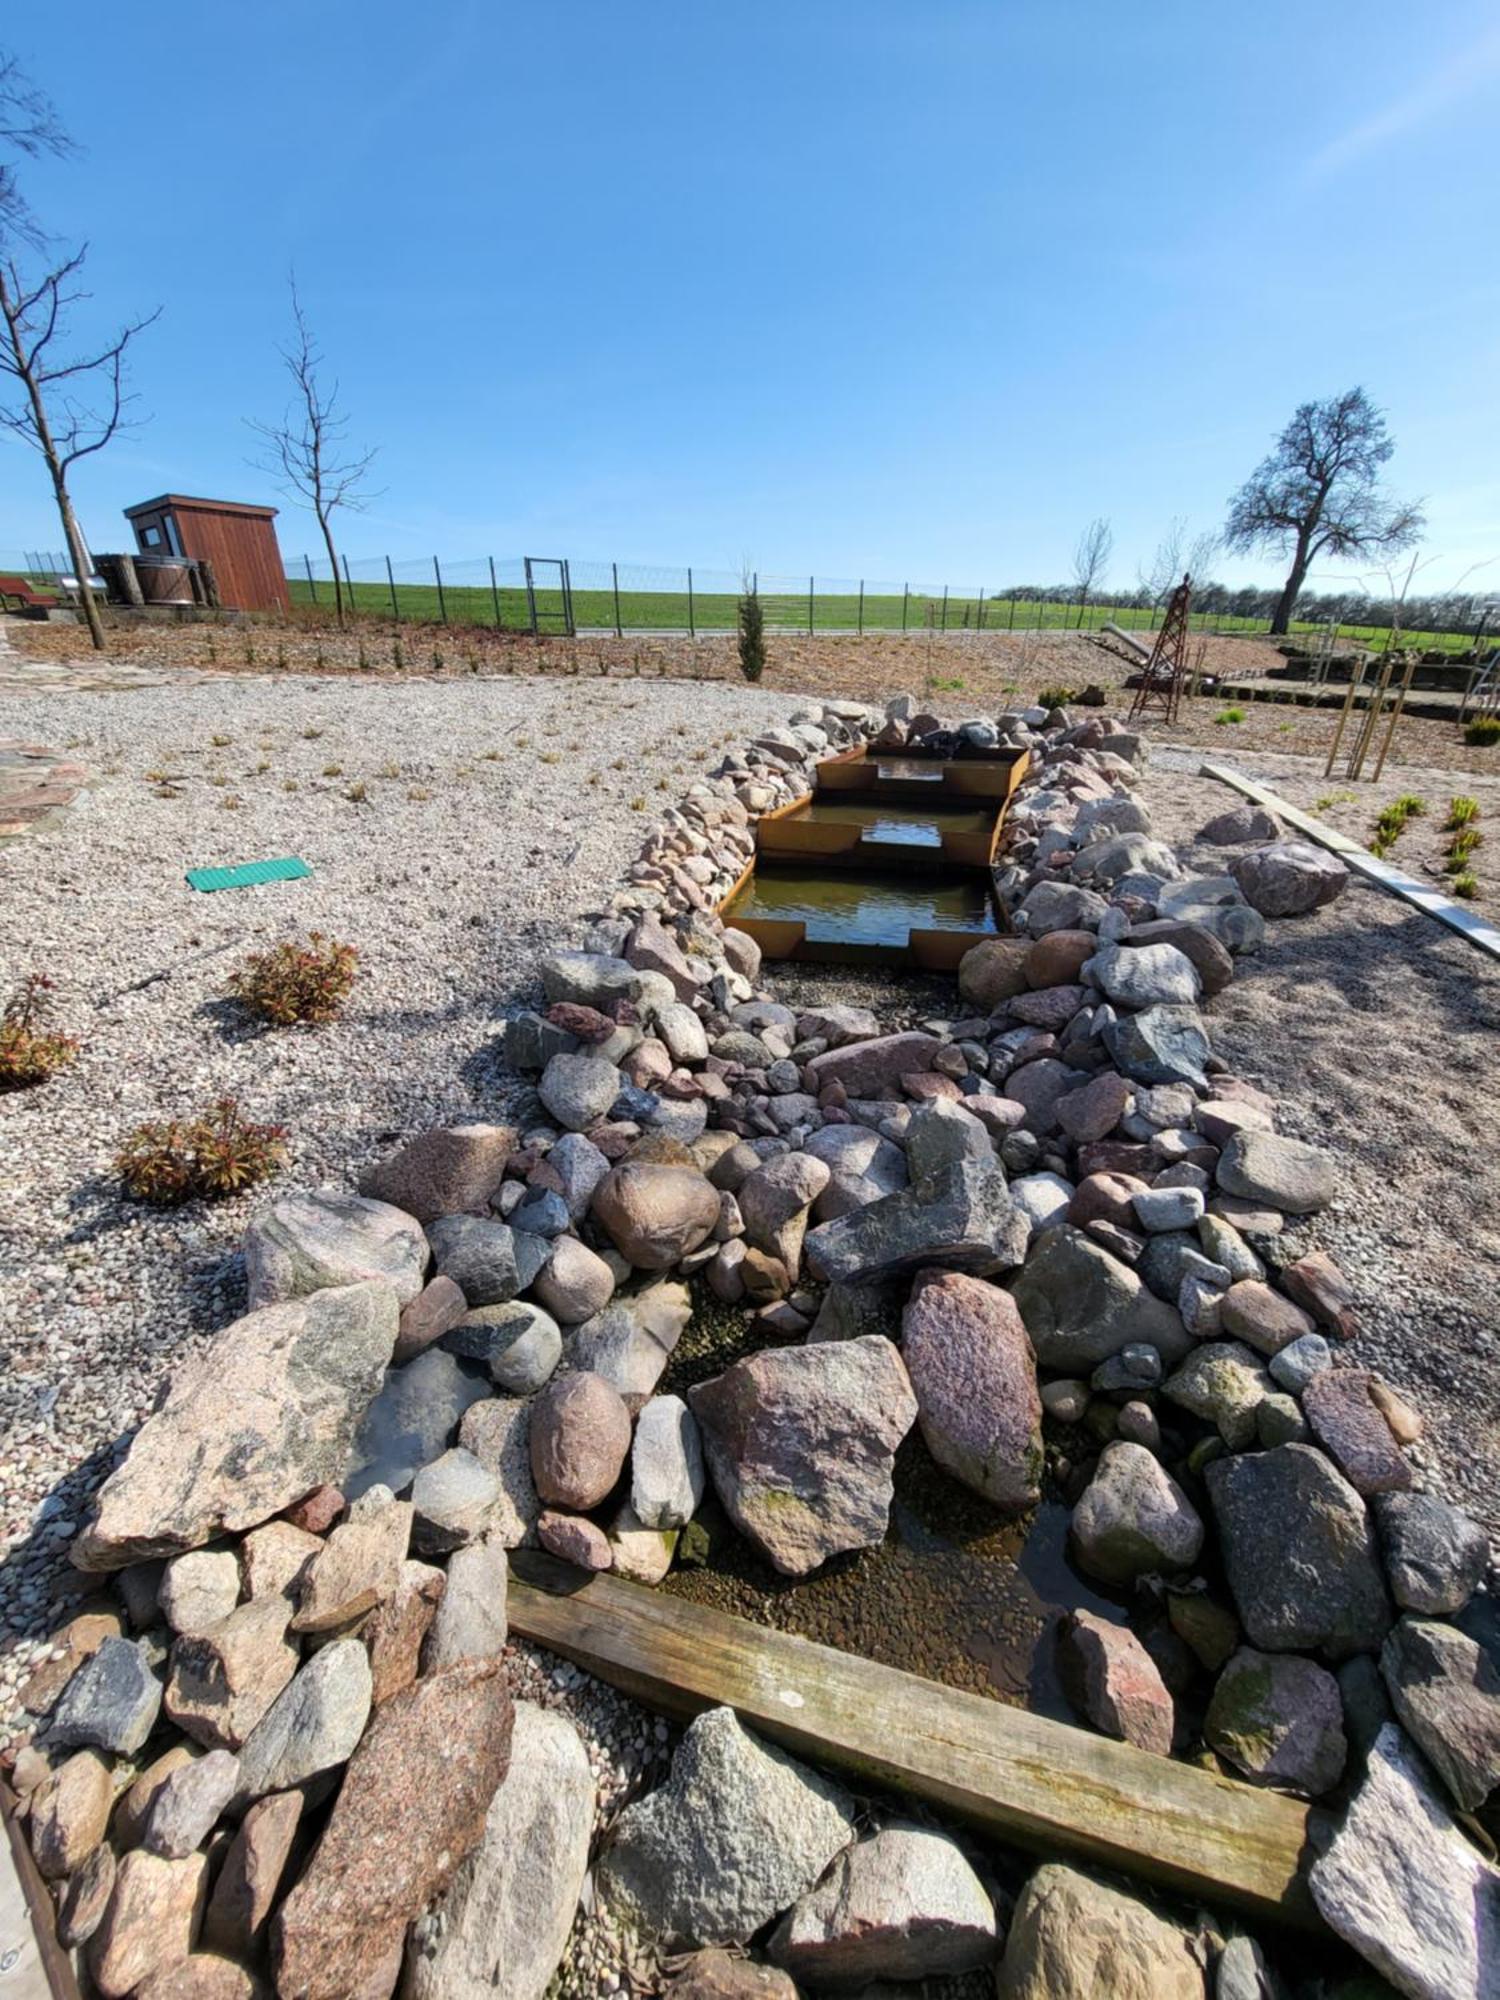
[228,932,358,1026]
[116,1097,288,1205]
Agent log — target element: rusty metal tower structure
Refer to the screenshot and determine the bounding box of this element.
[1127,573,1194,726]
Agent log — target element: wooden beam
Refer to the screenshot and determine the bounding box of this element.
[1199,761,1500,966]
[508,1552,1323,1929]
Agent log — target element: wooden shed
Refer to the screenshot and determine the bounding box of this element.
[123,495,290,614]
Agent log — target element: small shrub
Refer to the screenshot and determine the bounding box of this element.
[407,784,431,801]
[539,751,560,765]
[0,975,79,1093]
[322,762,343,777]
[345,780,368,804]
[1391,792,1427,818]
[1451,870,1480,898]
[1464,716,1500,746]
[1036,685,1076,709]
[302,726,323,740]
[737,587,766,684]
[931,675,966,693]
[211,733,232,747]
[228,932,358,1026]
[377,760,400,779]
[1213,706,1246,726]
[629,795,646,811]
[1447,795,1480,828]
[1444,829,1482,868]
[392,639,406,671]
[1316,791,1356,810]
[116,1097,288,1206]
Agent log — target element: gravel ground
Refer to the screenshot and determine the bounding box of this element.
[1149,746,1500,1543]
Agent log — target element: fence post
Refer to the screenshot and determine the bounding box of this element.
[857,580,864,635]
[977,588,985,631]
[612,561,622,638]
[304,552,318,604]
[489,557,502,628]
[1008,595,1016,630]
[433,556,448,625]
[808,576,815,636]
[941,584,949,633]
[342,554,355,615]
[687,567,695,637]
[385,555,399,621]
[902,584,909,631]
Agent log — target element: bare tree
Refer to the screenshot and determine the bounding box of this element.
[0,50,74,248]
[1137,518,1186,605]
[1224,387,1423,634]
[250,279,377,626]
[0,246,159,652]
[1071,517,1113,627]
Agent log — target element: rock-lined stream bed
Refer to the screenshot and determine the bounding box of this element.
[4,691,1497,1999]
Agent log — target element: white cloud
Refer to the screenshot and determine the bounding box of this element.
[1305,22,1500,179]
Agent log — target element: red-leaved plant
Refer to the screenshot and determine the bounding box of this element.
[115,1097,288,1205]
[227,932,358,1026]
[0,974,80,1092]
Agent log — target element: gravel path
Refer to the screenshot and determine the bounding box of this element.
[0,672,799,1605]
[1148,745,1500,1542]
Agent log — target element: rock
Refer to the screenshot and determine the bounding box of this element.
[1374,1491,1488,1615]
[89,1850,208,2000]
[363,1560,445,1702]
[456,1398,540,1547]
[283,1486,344,1535]
[537,1511,612,1569]
[133,1954,263,1999]
[159,1549,242,1637]
[30,1748,113,1878]
[1229,841,1348,917]
[1025,929,1098,990]
[74,1282,397,1570]
[997,1862,1204,1999]
[421,1536,507,1671]
[567,1281,693,1403]
[203,1792,302,1959]
[1280,1250,1359,1339]
[293,1492,411,1632]
[805,1031,945,1098]
[1054,1071,1131,1144]
[901,1270,1042,1511]
[1196,1213,1262,1281]
[598,1705,855,1949]
[632,1394,706,1530]
[1123,920,1235,998]
[427,1215,551,1306]
[531,1233,616,1324]
[1206,1445,1391,1659]
[1167,1589,1240,1673]
[1133,1185,1205,1233]
[609,1500,678,1584]
[1067,1170,1149,1231]
[541,950,654,1009]
[627,912,709,999]
[51,1636,162,1755]
[530,1371,633,1509]
[1070,1441,1204,1586]
[233,1637,373,1804]
[690,1338,917,1576]
[1072,830,1183,887]
[1008,983,1087,1032]
[1059,1610,1174,1755]
[1204,1647,1346,1795]
[1010,1226,1190,1372]
[164,1598,300,1750]
[767,1822,996,1985]
[1301,1370,1411,1495]
[592,1161,719,1269]
[657,1002,711,1066]
[344,1347,491,1503]
[393,1276,468,1364]
[1220,1280,1315,1356]
[1041,1378,1090,1422]
[509,1187,570,1237]
[116,1746,197,1851]
[59,1842,116,1947]
[406,1702,594,2000]
[1199,801,1283,845]
[273,1659,513,2000]
[359,1123,514,1224]
[1009,1171,1077,1237]
[804,1159,1028,1286]
[1018,881,1110,935]
[957,937,1030,1007]
[738,1151,830,1272]
[1309,1722,1500,2000]
[1103,1004,1213,1090]
[538,1051,622,1131]
[143,1749,240,1860]
[1001,1057,1076,1135]
[1087,943,1201,1010]
[411,1449,500,1553]
[662,1954,798,1999]
[1381,1615,1500,1812]
[243,1191,428,1310]
[451,1300,562,1393]
[1216,1131,1335,1214]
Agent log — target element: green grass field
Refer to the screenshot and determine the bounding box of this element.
[280,574,1477,656]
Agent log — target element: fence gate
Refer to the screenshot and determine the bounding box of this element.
[524,557,574,637]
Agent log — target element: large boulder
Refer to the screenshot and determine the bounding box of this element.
[1381,1615,1500,1813]
[537,1052,622,1131]
[273,1659,513,2000]
[1204,1647,1347,1795]
[956,938,1030,1009]
[738,1153,831,1272]
[405,1702,594,2000]
[1229,840,1348,917]
[1069,1442,1203,1587]
[1103,1005,1212,1090]
[766,1823,996,1986]
[1085,943,1200,1011]
[233,1638,372,1804]
[1206,1444,1391,1659]
[804,1160,1028,1287]
[1009,1226,1189,1372]
[359,1123,514,1224]
[591,1161,719,1270]
[805,1031,945,1098]
[1373,1491,1488,1615]
[74,1282,397,1570]
[243,1191,429,1309]
[1216,1130,1336,1214]
[597,1706,854,1949]
[1309,1722,1500,2000]
[689,1338,917,1576]
[996,1862,1204,1999]
[900,1270,1042,1511]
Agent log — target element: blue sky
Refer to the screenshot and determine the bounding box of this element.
[4,1,1498,596]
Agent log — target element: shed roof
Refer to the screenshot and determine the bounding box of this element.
[124,494,279,521]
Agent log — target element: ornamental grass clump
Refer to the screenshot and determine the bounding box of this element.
[228,932,358,1026]
[1369,793,1426,858]
[116,1097,288,1205]
[1464,716,1500,747]
[0,974,80,1093]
